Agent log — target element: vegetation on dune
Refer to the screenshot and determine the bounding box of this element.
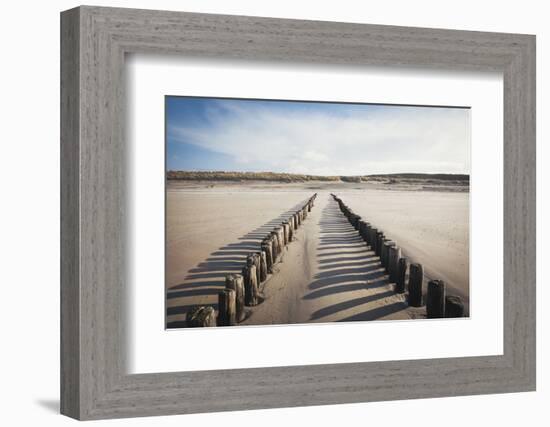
[340,176,363,183]
[167,170,469,184]
[364,173,469,182]
[167,171,340,182]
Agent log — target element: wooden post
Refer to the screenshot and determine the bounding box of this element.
[293,213,299,230]
[261,240,273,273]
[246,253,255,271]
[269,231,279,261]
[361,222,370,243]
[445,295,465,318]
[186,306,217,327]
[375,231,385,256]
[381,240,389,268]
[252,253,261,285]
[408,263,423,307]
[277,227,285,250]
[427,280,446,318]
[273,229,281,256]
[242,263,260,306]
[357,220,365,240]
[283,221,290,245]
[275,229,282,254]
[370,228,378,252]
[382,241,395,270]
[380,241,388,267]
[287,220,294,242]
[363,222,369,241]
[259,250,268,282]
[225,274,245,322]
[284,222,290,245]
[217,289,236,326]
[364,223,371,244]
[275,232,281,257]
[396,257,407,293]
[388,246,402,282]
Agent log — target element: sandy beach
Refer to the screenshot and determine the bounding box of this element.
[166,180,469,327]
[343,189,469,306]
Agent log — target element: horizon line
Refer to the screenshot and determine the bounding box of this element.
[167,170,470,176]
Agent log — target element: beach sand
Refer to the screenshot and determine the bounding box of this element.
[343,189,469,307]
[166,181,469,327]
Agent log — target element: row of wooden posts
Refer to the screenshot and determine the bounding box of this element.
[330,194,464,319]
[187,193,318,327]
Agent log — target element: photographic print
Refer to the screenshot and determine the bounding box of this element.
[165,96,470,328]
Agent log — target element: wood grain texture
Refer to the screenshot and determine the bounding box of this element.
[60,6,536,420]
[60,7,80,419]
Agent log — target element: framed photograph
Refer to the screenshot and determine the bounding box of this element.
[61,6,536,420]
[164,96,471,328]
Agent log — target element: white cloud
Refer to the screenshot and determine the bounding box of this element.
[170,102,470,175]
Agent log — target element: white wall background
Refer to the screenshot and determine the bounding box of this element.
[0,0,546,425]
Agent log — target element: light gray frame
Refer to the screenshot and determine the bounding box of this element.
[61,5,536,420]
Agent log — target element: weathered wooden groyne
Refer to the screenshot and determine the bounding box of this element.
[187,193,318,327]
[330,193,464,319]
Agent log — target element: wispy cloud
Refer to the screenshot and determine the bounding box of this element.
[167,99,470,175]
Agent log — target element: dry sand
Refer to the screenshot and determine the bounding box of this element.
[342,190,469,310]
[166,181,469,327]
[166,187,313,327]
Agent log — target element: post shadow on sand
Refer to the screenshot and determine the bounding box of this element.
[337,302,406,322]
[166,197,312,328]
[304,197,406,322]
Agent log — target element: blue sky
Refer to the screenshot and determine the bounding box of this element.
[166,96,470,175]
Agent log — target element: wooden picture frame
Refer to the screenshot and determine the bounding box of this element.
[60,5,536,420]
